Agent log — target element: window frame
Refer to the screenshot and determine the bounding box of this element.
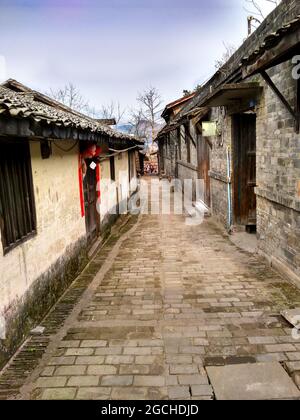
[110,155,116,181]
[0,139,37,255]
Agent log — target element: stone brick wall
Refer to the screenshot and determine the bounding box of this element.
[257,196,300,277]
[255,61,299,202]
[209,110,233,227]
[210,178,229,228]
[207,59,300,278]
[177,161,199,200]
[159,134,176,177]
[255,60,300,277]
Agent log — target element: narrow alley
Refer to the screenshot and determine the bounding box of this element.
[1,177,299,400]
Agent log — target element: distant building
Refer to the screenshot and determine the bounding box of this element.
[156,0,300,284]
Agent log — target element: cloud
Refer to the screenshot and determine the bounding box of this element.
[0,0,279,113]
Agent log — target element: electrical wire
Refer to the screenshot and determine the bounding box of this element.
[109,145,142,153]
[98,145,142,162]
[53,140,79,152]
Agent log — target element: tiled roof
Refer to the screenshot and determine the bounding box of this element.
[241,15,300,67]
[0,84,143,143]
[164,92,196,110]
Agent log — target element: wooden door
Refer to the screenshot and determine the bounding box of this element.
[198,135,211,207]
[83,159,99,241]
[233,113,257,226]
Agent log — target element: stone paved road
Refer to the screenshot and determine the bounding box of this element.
[9,179,300,399]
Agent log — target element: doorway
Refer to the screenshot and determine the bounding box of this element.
[232,113,257,229]
[83,159,100,242]
[198,135,211,207]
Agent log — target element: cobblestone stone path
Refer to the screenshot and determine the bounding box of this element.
[2,180,300,400]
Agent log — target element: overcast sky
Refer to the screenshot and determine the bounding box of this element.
[0,0,277,119]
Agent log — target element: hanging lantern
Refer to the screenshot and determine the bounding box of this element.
[81,144,102,159]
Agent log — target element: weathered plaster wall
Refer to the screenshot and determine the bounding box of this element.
[99,151,133,231]
[116,152,130,205]
[0,141,87,367]
[130,154,138,194]
[99,159,114,223]
[0,141,86,315]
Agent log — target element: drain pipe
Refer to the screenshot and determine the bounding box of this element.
[226,146,232,232]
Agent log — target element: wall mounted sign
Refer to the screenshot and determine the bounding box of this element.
[202,121,217,137]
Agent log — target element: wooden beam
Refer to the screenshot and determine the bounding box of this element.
[184,126,196,148]
[260,70,299,124]
[205,137,213,149]
[243,31,300,78]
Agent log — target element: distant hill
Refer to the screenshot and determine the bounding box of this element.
[116,123,132,134]
[117,120,163,145]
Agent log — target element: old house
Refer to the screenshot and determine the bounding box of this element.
[156,0,300,283]
[158,93,194,174]
[0,80,142,367]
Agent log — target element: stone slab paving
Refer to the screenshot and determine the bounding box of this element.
[281,309,300,329]
[2,179,300,400]
[207,362,300,400]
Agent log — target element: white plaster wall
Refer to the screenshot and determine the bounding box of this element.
[0,141,86,318]
[116,152,130,205]
[99,159,117,222]
[130,152,138,194]
[99,151,134,222]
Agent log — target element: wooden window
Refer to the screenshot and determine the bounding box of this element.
[0,140,36,255]
[110,156,116,181]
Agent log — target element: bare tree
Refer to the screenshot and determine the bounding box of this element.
[245,0,281,33]
[215,43,236,70]
[137,86,163,141]
[87,105,100,119]
[47,82,90,113]
[183,89,192,97]
[245,0,280,20]
[128,108,147,139]
[100,101,126,124]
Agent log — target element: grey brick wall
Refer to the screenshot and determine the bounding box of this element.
[255,60,300,276]
[158,0,300,279]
